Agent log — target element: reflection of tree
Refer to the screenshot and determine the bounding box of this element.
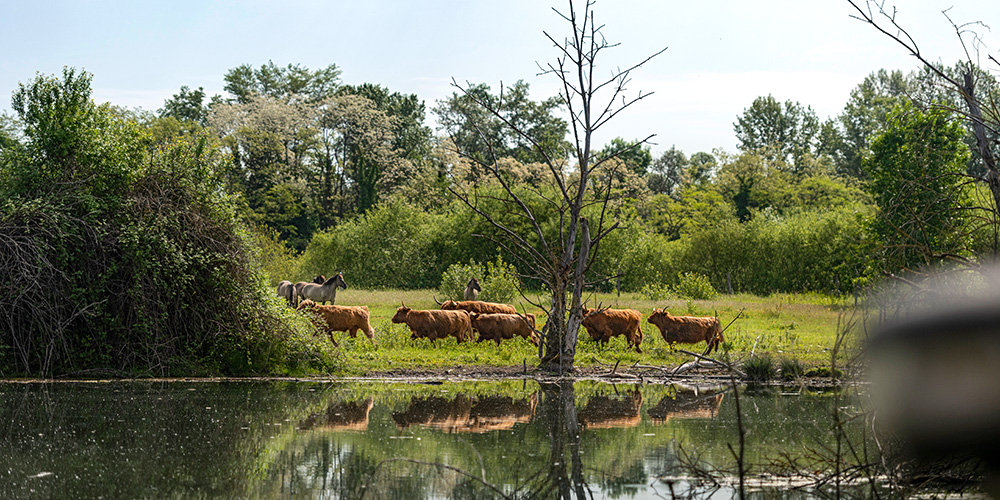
[527,381,591,499]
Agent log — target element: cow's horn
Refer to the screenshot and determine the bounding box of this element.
[433,295,443,305]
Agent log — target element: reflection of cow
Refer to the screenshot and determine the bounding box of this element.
[435,298,518,315]
[298,398,375,431]
[392,393,538,433]
[469,312,539,346]
[392,305,471,342]
[647,309,723,354]
[647,391,724,425]
[578,387,644,429]
[581,308,644,353]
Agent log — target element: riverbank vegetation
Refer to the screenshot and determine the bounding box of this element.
[1,2,998,379]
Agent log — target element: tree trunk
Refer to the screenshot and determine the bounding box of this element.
[961,70,1000,256]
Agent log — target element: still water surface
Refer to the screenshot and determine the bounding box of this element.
[0,379,859,499]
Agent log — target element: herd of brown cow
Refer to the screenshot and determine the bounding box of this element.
[281,275,724,353]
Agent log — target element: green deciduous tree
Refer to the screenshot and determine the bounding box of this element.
[159,85,210,125]
[434,80,571,165]
[598,137,653,176]
[863,104,972,275]
[646,145,687,196]
[833,69,912,179]
[223,61,342,104]
[733,94,819,172]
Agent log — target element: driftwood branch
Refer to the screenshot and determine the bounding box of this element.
[673,349,746,378]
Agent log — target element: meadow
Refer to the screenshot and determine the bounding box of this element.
[312,289,859,377]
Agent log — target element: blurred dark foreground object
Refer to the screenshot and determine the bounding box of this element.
[869,288,1000,497]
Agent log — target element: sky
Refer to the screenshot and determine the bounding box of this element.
[2,0,999,157]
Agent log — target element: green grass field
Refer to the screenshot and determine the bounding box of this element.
[310,289,861,376]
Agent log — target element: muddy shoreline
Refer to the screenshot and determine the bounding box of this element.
[0,364,846,387]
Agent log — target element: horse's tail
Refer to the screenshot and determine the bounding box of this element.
[288,282,296,307]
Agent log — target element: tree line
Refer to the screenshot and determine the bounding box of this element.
[1,12,997,376]
[124,57,998,297]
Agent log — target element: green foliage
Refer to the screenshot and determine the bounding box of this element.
[672,272,718,300]
[480,255,520,303]
[743,354,776,382]
[433,80,570,164]
[639,189,736,241]
[734,95,820,170]
[0,69,327,377]
[676,205,869,295]
[863,103,972,275]
[439,260,486,301]
[251,224,300,285]
[598,137,653,176]
[297,197,444,289]
[158,85,209,125]
[780,358,805,381]
[639,283,673,301]
[438,255,520,304]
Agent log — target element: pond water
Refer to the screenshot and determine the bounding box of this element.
[0,379,873,499]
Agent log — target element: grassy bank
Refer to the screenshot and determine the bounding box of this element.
[309,289,856,376]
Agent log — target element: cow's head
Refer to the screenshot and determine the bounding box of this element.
[439,300,457,310]
[296,299,317,312]
[647,309,670,326]
[391,303,411,323]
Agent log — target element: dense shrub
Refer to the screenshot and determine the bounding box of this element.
[297,197,451,289]
[676,205,870,295]
[0,69,323,377]
[743,354,776,382]
[438,255,521,303]
[672,272,718,300]
[439,260,486,301]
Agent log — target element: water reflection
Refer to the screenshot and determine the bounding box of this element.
[298,397,374,431]
[577,385,643,429]
[0,379,871,499]
[647,387,724,424]
[391,392,537,433]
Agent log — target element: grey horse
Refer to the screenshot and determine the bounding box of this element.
[464,278,481,301]
[287,275,326,307]
[298,273,348,305]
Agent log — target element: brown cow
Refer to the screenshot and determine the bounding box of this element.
[647,309,723,354]
[392,305,471,343]
[580,307,644,353]
[435,298,517,315]
[468,312,539,346]
[297,299,374,344]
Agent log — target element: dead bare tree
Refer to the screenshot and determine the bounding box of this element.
[447,0,666,373]
[848,1,1000,258]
